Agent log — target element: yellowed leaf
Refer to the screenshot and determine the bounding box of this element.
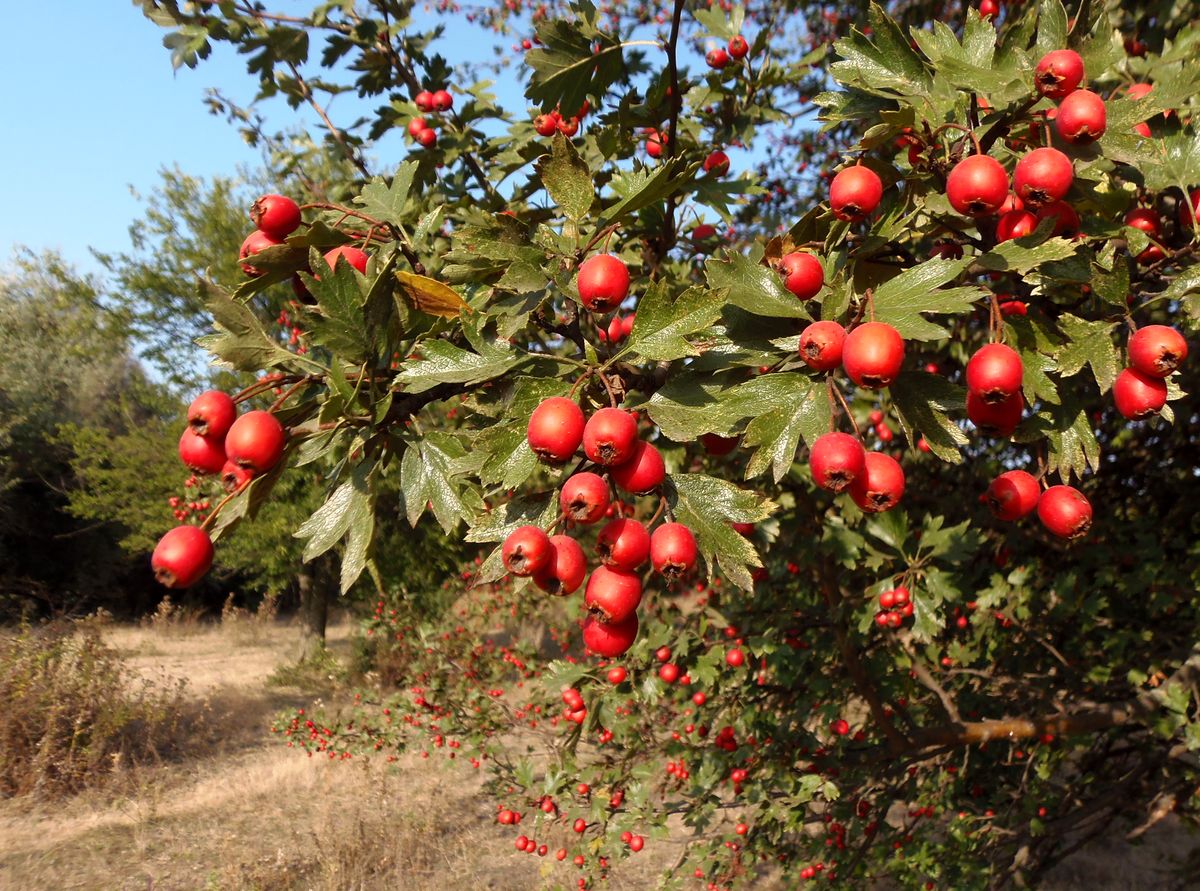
[394,270,470,318]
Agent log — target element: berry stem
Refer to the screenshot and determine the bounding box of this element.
[828,378,863,441]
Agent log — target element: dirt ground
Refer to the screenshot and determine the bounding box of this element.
[0,619,1194,890]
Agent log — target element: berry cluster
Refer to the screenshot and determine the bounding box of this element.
[408,87,454,148]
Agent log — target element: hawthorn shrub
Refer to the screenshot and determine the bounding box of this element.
[139,0,1200,886]
[0,623,192,798]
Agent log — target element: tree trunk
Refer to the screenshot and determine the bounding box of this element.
[296,560,331,661]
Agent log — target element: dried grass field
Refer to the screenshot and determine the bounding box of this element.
[0,617,1192,890]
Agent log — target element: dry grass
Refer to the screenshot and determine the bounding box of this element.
[0,618,1194,891]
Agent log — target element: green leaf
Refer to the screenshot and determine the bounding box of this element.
[537,133,594,220]
[830,2,932,99]
[1055,314,1118,393]
[600,159,695,225]
[300,250,379,363]
[621,282,724,362]
[741,374,832,482]
[705,250,810,319]
[890,372,968,463]
[1143,131,1200,194]
[1037,399,1100,483]
[293,463,375,593]
[475,423,539,490]
[646,371,809,441]
[196,278,313,374]
[525,10,625,116]
[664,473,776,591]
[870,258,982,340]
[396,323,524,393]
[352,161,418,226]
[976,237,1080,275]
[400,432,469,533]
[1035,0,1068,53]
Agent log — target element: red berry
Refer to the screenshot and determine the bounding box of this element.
[703,150,730,176]
[577,254,630,313]
[221,461,254,494]
[250,194,302,239]
[966,343,1023,403]
[1056,89,1106,144]
[893,585,910,606]
[879,589,896,608]
[659,662,680,683]
[502,525,553,577]
[650,522,699,579]
[1124,207,1160,238]
[1013,148,1073,208]
[843,322,905,389]
[830,166,884,222]
[414,90,435,111]
[583,408,638,466]
[585,565,643,622]
[1037,485,1092,540]
[1112,367,1167,419]
[1035,50,1085,100]
[224,410,286,474]
[799,321,847,372]
[831,718,850,736]
[645,130,667,158]
[779,252,824,300]
[810,432,867,493]
[995,209,1039,242]
[408,117,428,138]
[534,534,588,595]
[1035,201,1081,238]
[967,389,1024,437]
[583,612,639,657]
[561,471,610,524]
[656,646,672,663]
[431,89,453,111]
[534,114,558,137]
[607,666,628,684]
[152,525,214,589]
[629,835,645,852]
[323,245,369,274]
[416,127,437,148]
[609,441,666,494]
[597,518,651,570]
[558,115,580,137]
[978,0,999,17]
[706,48,729,69]
[728,35,749,58]
[849,452,905,513]
[528,397,585,464]
[178,428,226,475]
[985,470,1041,521]
[238,229,283,276]
[700,433,739,455]
[1128,325,1187,378]
[726,647,745,668]
[946,155,1009,216]
[188,390,237,439]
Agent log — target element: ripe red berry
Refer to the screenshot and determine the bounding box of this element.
[1035,201,1081,238]
[607,666,628,684]
[659,662,680,683]
[188,390,237,439]
[1125,207,1160,238]
[966,343,1024,403]
[830,166,884,222]
[946,155,1009,216]
[1035,50,1085,100]
[534,114,558,137]
[650,522,698,579]
[502,525,553,577]
[995,209,1039,242]
[629,835,645,852]
[799,321,847,372]
[178,428,226,475]
[585,565,643,622]
[561,471,610,524]
[1113,367,1167,419]
[967,389,1024,437]
[849,451,905,513]
[528,397,585,464]
[152,525,214,589]
[985,470,1041,521]
[706,48,729,69]
[1128,325,1187,378]
[416,127,438,148]
[414,90,435,111]
[534,534,588,595]
[597,518,651,570]
[978,0,999,17]
[645,130,667,158]
[779,252,824,300]
[609,441,666,494]
[726,647,745,668]
[810,432,867,493]
[250,194,302,239]
[408,117,428,138]
[879,589,897,608]
[700,433,738,456]
[703,150,730,176]
[843,322,905,389]
[1037,485,1092,540]
[220,460,254,494]
[831,718,850,736]
[431,89,453,111]
[1056,89,1106,144]
[583,612,639,657]
[323,245,369,274]
[224,410,286,474]
[577,254,630,313]
[238,229,283,276]
[557,115,580,137]
[656,646,672,663]
[1013,148,1073,208]
[728,34,749,58]
[583,408,638,466]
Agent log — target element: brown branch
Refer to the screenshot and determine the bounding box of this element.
[287,61,372,180]
[658,0,687,258]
